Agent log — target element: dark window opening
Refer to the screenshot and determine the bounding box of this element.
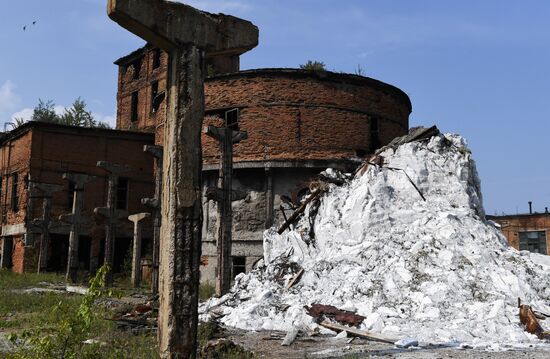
[132,58,142,79]
[116,177,129,210]
[519,231,547,254]
[150,81,159,113]
[67,180,76,210]
[232,256,246,279]
[10,173,18,212]
[153,49,161,69]
[131,92,139,122]
[225,108,239,130]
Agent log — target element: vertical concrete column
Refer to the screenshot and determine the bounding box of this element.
[106,1,257,356]
[265,168,274,228]
[94,161,131,287]
[158,44,205,357]
[205,120,247,296]
[61,173,95,283]
[129,212,150,288]
[31,182,64,274]
[142,144,163,294]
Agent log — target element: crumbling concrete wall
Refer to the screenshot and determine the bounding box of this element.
[200,166,329,283]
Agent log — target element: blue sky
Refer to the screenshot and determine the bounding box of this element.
[0,0,549,215]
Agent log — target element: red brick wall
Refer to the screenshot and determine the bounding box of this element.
[0,132,32,225]
[116,49,411,164]
[0,123,155,272]
[116,47,168,133]
[202,70,409,165]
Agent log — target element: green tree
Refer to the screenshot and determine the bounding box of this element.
[13,98,111,129]
[31,99,59,123]
[299,60,326,72]
[59,97,94,127]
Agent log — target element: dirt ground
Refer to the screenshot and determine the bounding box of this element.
[226,328,550,358]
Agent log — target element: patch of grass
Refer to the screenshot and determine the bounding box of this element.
[198,318,220,347]
[0,270,64,290]
[0,291,81,318]
[2,266,159,359]
[0,318,20,329]
[199,282,216,301]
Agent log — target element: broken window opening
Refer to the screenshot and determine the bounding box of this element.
[10,173,18,212]
[225,108,240,130]
[131,91,139,123]
[519,231,547,254]
[232,256,246,279]
[153,49,161,69]
[150,81,159,113]
[116,177,129,210]
[132,57,142,79]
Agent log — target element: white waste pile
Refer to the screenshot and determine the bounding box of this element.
[202,133,550,349]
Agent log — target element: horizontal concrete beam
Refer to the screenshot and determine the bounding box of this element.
[107,0,258,55]
[1,223,26,236]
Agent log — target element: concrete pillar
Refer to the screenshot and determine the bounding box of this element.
[94,161,131,287]
[129,212,150,288]
[265,168,274,228]
[205,120,248,296]
[61,173,95,283]
[107,1,258,357]
[30,182,64,274]
[142,144,163,294]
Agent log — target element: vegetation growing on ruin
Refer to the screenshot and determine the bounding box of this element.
[1,267,158,359]
[299,60,326,72]
[13,98,110,129]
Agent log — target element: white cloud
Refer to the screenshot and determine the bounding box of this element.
[0,81,22,125]
[92,112,117,128]
[10,107,33,122]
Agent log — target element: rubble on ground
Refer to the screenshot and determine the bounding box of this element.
[201,129,550,350]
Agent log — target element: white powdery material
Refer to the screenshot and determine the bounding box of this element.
[204,134,550,349]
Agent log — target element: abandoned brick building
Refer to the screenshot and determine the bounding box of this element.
[114,44,412,282]
[0,122,154,273]
[0,43,412,282]
[488,208,550,255]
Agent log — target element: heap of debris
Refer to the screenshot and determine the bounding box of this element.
[202,127,550,349]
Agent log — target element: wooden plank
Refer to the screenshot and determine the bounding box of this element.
[319,320,397,344]
[286,268,304,290]
[277,189,322,234]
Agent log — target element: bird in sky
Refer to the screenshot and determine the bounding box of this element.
[23,20,37,31]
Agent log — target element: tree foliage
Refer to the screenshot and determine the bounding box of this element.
[299,60,326,72]
[31,99,58,123]
[14,98,110,129]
